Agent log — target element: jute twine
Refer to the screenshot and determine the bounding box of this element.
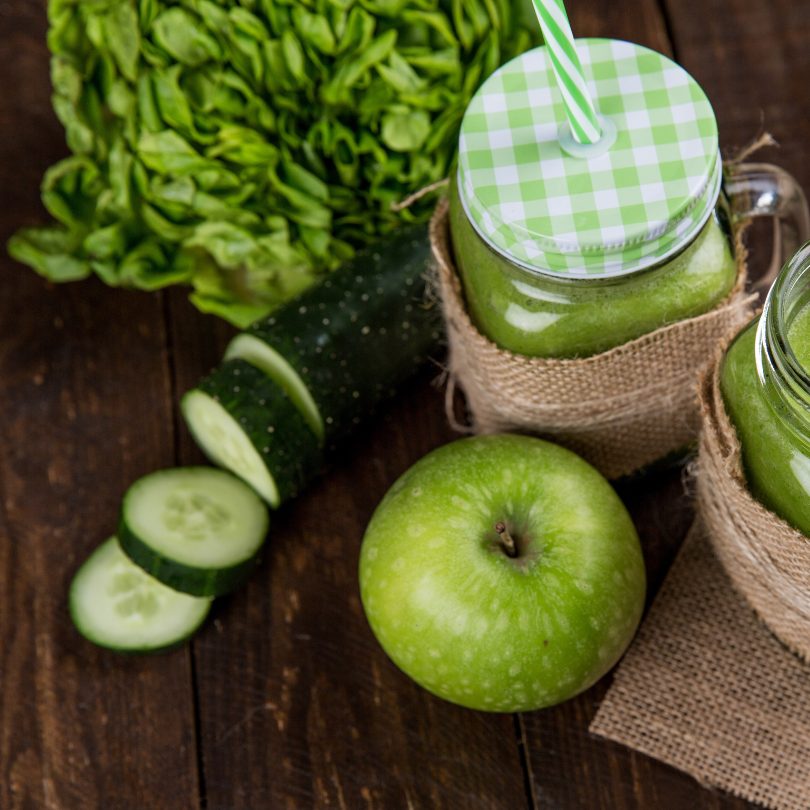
[430,198,757,479]
[697,346,810,662]
[591,520,810,810]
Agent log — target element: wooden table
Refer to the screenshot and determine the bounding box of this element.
[2,1,806,807]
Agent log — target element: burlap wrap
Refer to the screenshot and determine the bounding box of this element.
[430,198,756,479]
[697,347,810,661]
[591,521,810,810]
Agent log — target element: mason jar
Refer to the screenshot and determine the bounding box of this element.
[449,40,808,358]
[720,242,810,535]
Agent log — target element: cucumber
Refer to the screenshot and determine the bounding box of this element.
[181,360,322,508]
[118,467,269,596]
[69,537,212,652]
[224,335,322,439]
[225,223,442,446]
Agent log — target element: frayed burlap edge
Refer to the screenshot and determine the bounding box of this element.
[430,198,757,479]
[697,345,810,661]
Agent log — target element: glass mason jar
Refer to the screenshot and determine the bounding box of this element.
[721,242,810,536]
[449,40,809,359]
[450,164,809,358]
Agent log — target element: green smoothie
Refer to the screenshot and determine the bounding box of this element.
[790,303,810,363]
[720,307,810,535]
[449,180,738,358]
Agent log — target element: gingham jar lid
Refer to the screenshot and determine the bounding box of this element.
[457,38,721,278]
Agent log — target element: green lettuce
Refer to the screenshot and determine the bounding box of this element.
[10,0,537,326]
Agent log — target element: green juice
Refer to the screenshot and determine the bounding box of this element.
[449,180,738,358]
[720,306,810,535]
[790,304,810,364]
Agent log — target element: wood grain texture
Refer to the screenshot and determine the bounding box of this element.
[0,4,200,808]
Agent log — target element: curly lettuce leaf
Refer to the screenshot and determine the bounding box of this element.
[12,0,538,325]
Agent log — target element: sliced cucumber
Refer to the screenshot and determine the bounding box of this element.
[224,334,323,441]
[69,537,212,652]
[118,467,269,596]
[226,223,442,447]
[182,388,278,506]
[182,360,323,508]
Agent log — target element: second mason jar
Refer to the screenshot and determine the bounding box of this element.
[449,39,802,358]
[720,244,810,535]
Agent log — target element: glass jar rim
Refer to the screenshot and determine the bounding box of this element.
[757,242,810,439]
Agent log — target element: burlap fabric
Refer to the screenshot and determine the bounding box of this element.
[697,348,810,661]
[591,521,810,810]
[430,198,756,479]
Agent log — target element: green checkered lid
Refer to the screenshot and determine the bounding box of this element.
[457,39,721,278]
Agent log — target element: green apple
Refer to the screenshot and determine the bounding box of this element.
[359,434,645,712]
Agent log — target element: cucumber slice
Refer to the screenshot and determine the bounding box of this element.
[118,467,269,596]
[224,334,323,441]
[182,389,279,506]
[182,360,323,508]
[226,223,442,447]
[69,537,212,652]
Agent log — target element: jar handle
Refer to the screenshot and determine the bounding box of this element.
[724,162,810,294]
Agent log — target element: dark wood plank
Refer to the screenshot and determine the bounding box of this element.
[166,291,531,808]
[0,4,200,807]
[569,0,672,54]
[516,2,757,808]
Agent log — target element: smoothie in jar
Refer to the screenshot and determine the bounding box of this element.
[449,39,739,359]
[449,180,737,357]
[720,246,810,535]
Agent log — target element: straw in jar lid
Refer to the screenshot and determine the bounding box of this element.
[457,38,721,279]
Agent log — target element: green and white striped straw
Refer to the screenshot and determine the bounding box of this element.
[531,0,602,144]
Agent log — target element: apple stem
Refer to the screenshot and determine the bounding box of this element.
[495,522,517,558]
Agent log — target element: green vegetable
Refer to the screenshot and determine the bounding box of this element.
[117,467,270,597]
[182,360,324,507]
[10,0,537,326]
[69,537,212,653]
[225,222,442,446]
